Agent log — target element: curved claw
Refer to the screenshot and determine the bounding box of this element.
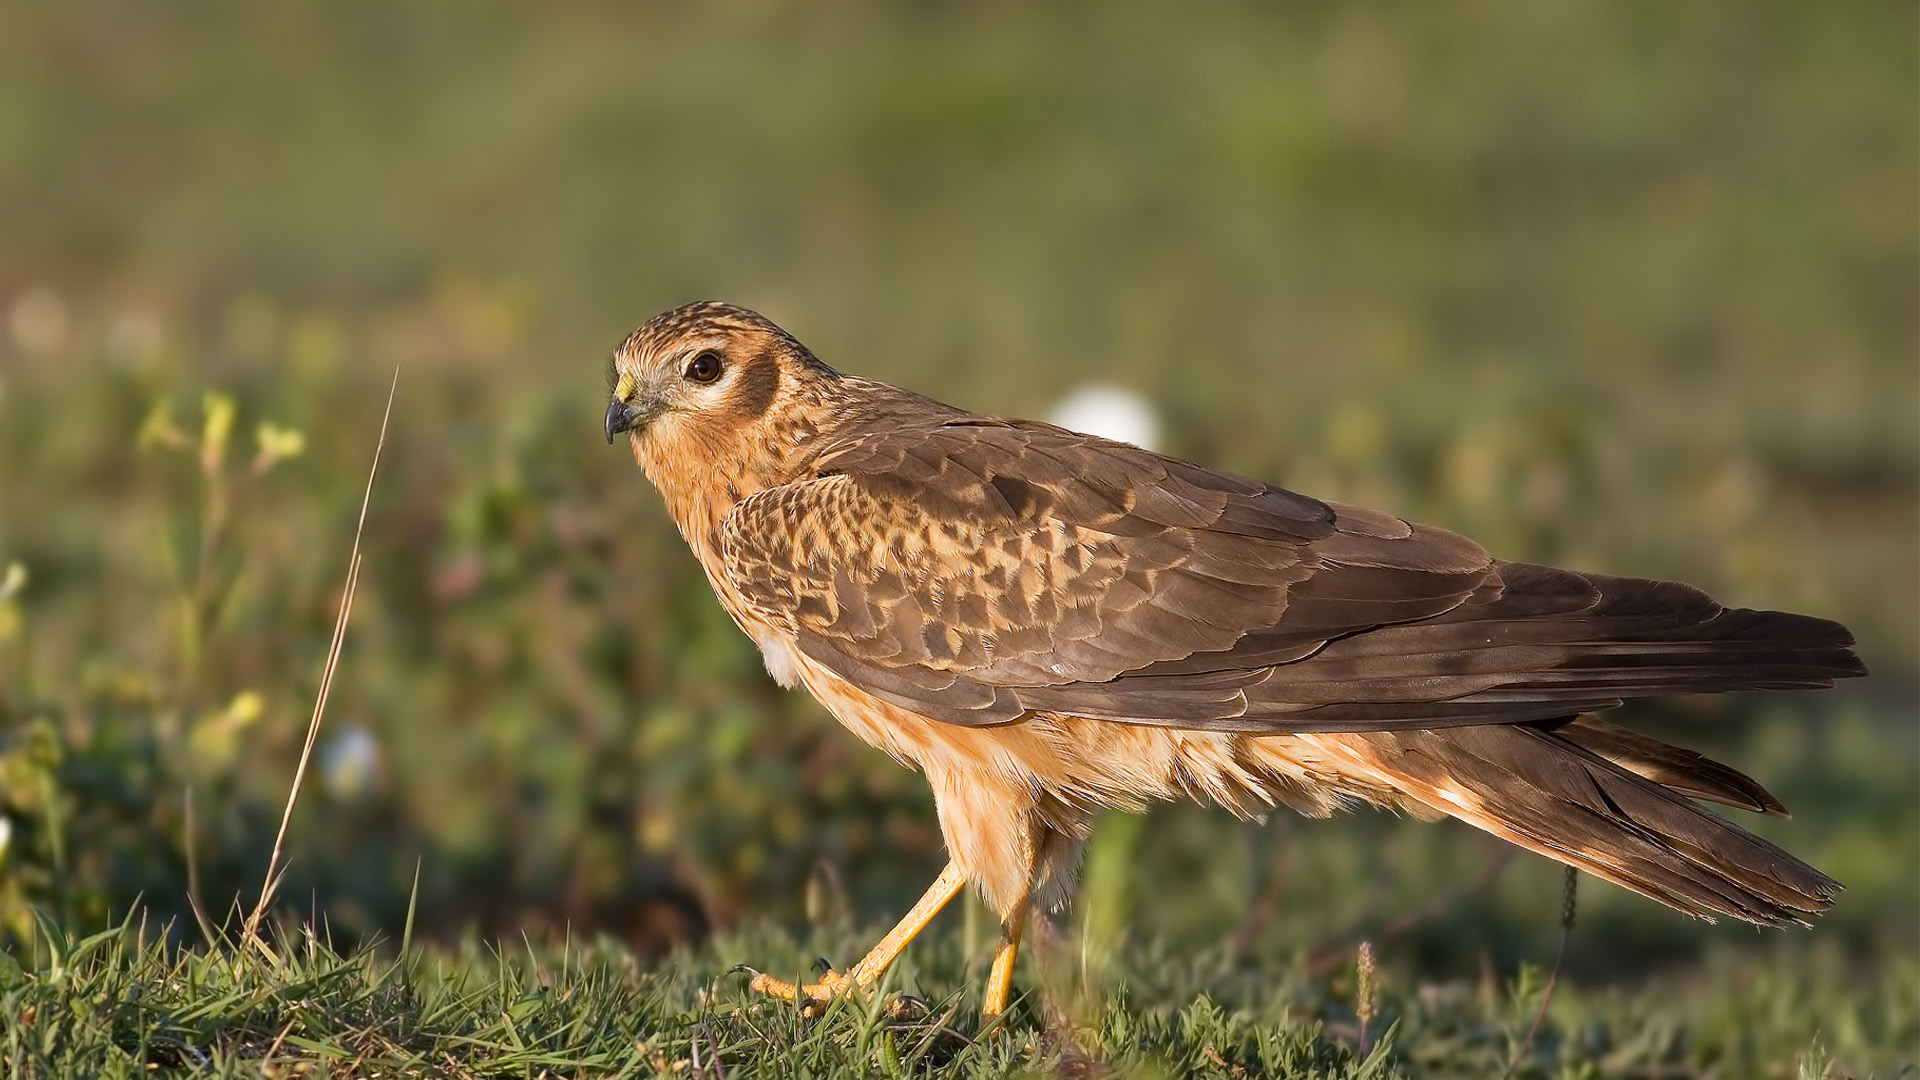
[727,964,761,978]
[813,956,837,977]
[884,994,931,1021]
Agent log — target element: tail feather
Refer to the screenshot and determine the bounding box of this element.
[1310,721,1838,926]
[1546,714,1788,816]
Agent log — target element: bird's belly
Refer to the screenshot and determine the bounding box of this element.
[787,655,1397,821]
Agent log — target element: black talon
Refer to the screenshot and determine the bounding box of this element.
[728,964,760,978]
[813,956,836,977]
[886,994,931,1021]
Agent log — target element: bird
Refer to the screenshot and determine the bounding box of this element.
[603,300,1865,1020]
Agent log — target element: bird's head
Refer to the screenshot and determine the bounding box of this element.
[605,301,839,499]
[605,301,839,442]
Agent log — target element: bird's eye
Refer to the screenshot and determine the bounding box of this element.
[685,351,724,384]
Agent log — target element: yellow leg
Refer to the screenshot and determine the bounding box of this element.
[743,859,969,1008]
[981,894,1030,1020]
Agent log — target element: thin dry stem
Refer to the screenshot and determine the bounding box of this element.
[239,368,398,962]
[1505,865,1580,1077]
[183,785,219,949]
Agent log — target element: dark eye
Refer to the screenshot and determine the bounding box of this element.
[685,351,723,384]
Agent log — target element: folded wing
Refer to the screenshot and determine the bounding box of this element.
[720,409,1864,732]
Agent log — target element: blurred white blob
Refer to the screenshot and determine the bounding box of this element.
[321,725,382,800]
[8,288,69,355]
[106,310,165,369]
[1048,384,1162,451]
[0,815,10,860]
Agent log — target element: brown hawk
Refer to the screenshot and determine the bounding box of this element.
[603,301,1864,1019]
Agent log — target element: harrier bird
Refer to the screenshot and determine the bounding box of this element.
[604,301,1863,1019]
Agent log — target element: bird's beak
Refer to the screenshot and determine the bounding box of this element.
[605,398,644,444]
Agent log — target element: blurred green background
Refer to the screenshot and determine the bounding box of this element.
[0,0,1913,1008]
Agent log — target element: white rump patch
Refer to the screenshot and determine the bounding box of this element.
[753,631,801,689]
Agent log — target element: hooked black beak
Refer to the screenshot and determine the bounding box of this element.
[604,398,643,444]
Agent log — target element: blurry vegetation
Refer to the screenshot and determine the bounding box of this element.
[0,0,1913,1073]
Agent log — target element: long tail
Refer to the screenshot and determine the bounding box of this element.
[1308,717,1838,926]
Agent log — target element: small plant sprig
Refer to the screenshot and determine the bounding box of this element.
[137,390,306,707]
[1505,865,1579,1076]
[1355,939,1378,1058]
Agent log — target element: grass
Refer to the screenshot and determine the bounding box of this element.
[6,904,1913,1078]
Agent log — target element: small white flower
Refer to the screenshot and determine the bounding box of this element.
[1049,384,1162,451]
[321,726,382,800]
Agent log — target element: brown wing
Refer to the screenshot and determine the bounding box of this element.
[720,411,1863,732]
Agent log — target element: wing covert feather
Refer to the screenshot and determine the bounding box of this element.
[721,417,1505,726]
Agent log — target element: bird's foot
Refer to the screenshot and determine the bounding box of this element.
[731,958,929,1020]
[731,958,855,1017]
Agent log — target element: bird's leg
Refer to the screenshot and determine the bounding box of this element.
[981,889,1031,1021]
[977,815,1062,1021]
[743,859,969,1008]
